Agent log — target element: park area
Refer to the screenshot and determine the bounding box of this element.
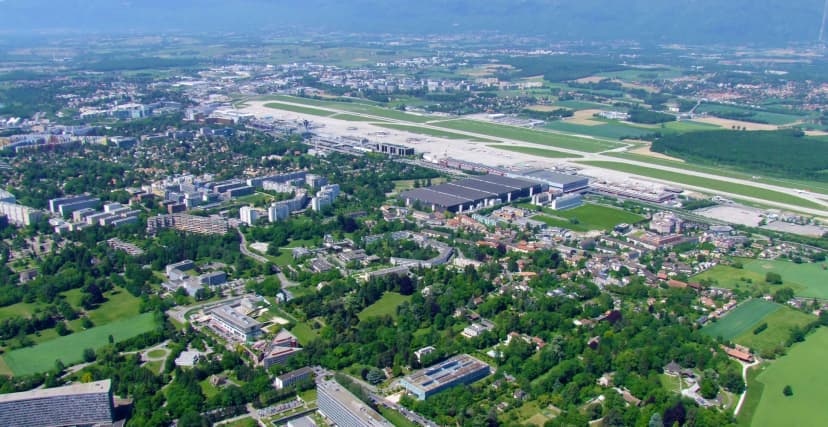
[1,312,158,376]
[740,328,828,427]
[694,259,828,299]
[358,292,411,321]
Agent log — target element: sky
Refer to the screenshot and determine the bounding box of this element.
[0,0,824,45]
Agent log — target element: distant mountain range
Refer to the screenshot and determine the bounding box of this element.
[0,0,824,45]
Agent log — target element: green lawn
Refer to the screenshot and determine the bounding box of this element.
[87,288,143,324]
[358,292,411,321]
[743,260,828,300]
[543,120,653,140]
[374,123,497,142]
[693,264,768,291]
[488,144,579,159]
[575,161,823,210]
[527,203,645,232]
[1,312,158,376]
[264,102,336,117]
[702,299,781,341]
[379,406,418,427]
[147,349,167,358]
[747,328,828,426]
[262,95,434,123]
[290,322,319,346]
[734,307,815,355]
[695,104,802,126]
[433,119,624,153]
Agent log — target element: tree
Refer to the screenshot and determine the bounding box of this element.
[55,321,71,336]
[366,368,385,385]
[765,272,783,285]
[783,385,793,396]
[648,413,663,427]
[773,287,795,303]
[83,347,96,363]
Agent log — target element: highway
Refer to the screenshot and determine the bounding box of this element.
[242,98,828,218]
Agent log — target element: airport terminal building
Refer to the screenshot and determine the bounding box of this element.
[400,174,544,213]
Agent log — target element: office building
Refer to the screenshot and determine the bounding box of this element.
[520,170,589,193]
[49,195,100,217]
[261,330,303,368]
[0,379,115,427]
[0,202,43,226]
[146,214,229,235]
[375,142,415,156]
[274,367,313,390]
[550,193,583,211]
[209,304,262,341]
[317,379,391,427]
[240,206,258,226]
[400,354,491,400]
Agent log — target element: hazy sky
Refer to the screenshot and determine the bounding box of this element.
[0,0,824,45]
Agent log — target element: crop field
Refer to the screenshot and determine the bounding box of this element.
[358,292,411,321]
[529,203,645,232]
[701,299,780,341]
[373,123,497,142]
[734,307,815,355]
[693,264,768,290]
[433,119,624,152]
[264,102,336,117]
[743,260,828,300]
[576,161,823,210]
[1,312,158,376]
[744,328,828,427]
[489,144,577,159]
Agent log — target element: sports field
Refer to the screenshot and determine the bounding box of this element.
[374,123,497,142]
[576,161,823,210]
[733,307,815,355]
[743,260,828,300]
[358,292,411,321]
[264,102,336,117]
[489,144,578,159]
[433,119,624,153]
[746,328,828,427]
[702,299,781,341]
[528,203,645,232]
[1,312,158,376]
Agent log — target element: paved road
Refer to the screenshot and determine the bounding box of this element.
[734,359,760,416]
[238,229,269,264]
[243,98,828,217]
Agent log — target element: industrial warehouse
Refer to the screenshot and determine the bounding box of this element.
[400,174,545,213]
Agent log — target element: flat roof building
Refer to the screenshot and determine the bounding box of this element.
[209,304,262,342]
[0,379,114,427]
[317,379,391,427]
[400,354,491,400]
[147,214,229,235]
[401,174,543,213]
[520,170,589,193]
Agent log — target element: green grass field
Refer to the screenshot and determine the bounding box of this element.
[374,123,497,142]
[489,144,578,159]
[264,102,336,117]
[702,299,781,341]
[1,312,158,376]
[743,260,828,300]
[330,113,384,122]
[433,119,624,153]
[734,307,815,355]
[576,161,823,210]
[693,264,768,290]
[695,104,802,126]
[527,203,644,232]
[358,292,411,321]
[747,328,828,427]
[290,322,319,346]
[379,406,418,427]
[543,120,653,140]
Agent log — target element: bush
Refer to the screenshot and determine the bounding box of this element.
[753,323,768,335]
[765,272,783,284]
[783,385,793,396]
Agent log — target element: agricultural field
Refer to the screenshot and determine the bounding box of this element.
[1,312,158,376]
[433,119,624,153]
[488,144,577,159]
[744,328,828,427]
[576,161,823,210]
[695,103,803,126]
[263,102,336,117]
[733,307,815,356]
[743,260,828,300]
[693,264,768,291]
[373,123,497,142]
[701,299,781,341]
[358,292,411,321]
[528,203,645,232]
